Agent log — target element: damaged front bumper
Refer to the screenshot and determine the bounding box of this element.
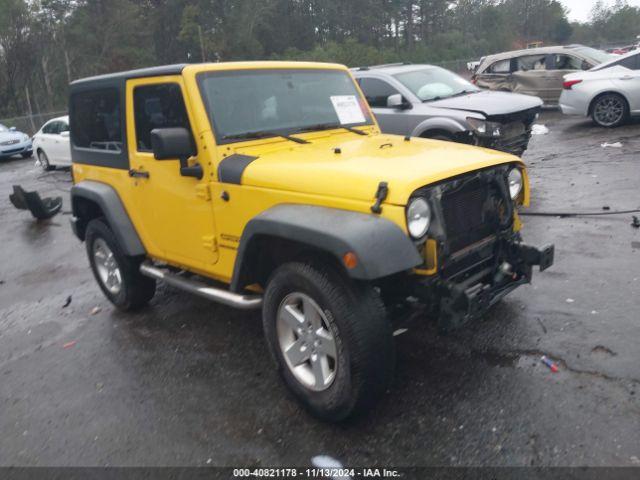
[435,241,554,331]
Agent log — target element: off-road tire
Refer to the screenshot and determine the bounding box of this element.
[85,218,155,311]
[263,262,395,422]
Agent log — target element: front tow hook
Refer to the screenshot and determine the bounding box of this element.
[517,243,555,271]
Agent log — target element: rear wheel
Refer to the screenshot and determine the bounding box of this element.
[591,93,628,127]
[85,218,155,311]
[262,262,395,422]
[38,150,52,171]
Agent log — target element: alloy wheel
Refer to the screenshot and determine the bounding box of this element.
[38,151,50,171]
[93,238,122,295]
[594,95,625,127]
[276,292,338,391]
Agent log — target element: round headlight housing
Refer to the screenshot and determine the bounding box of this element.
[508,168,523,200]
[406,198,431,239]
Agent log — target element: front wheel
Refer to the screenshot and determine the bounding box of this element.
[262,262,395,422]
[38,150,53,171]
[85,218,156,311]
[591,93,628,127]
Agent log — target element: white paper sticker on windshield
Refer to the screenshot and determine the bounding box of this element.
[330,95,366,125]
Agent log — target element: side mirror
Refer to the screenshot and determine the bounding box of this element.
[9,126,16,132]
[387,93,411,110]
[150,127,202,179]
[60,131,70,138]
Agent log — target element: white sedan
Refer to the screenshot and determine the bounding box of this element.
[559,50,640,127]
[32,115,71,170]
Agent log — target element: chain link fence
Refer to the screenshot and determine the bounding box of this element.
[0,111,67,136]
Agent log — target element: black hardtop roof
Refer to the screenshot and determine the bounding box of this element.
[70,64,189,87]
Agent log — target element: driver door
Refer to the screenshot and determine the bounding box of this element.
[125,76,218,271]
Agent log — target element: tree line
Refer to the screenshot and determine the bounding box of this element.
[1,0,639,121]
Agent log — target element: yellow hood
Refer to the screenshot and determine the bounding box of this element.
[235,133,522,206]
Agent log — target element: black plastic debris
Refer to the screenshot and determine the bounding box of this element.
[9,185,62,220]
[63,295,72,308]
[632,216,640,229]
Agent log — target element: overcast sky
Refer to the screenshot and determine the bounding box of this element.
[560,0,640,22]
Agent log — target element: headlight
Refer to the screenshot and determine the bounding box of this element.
[22,134,29,141]
[508,168,523,200]
[406,198,431,239]
[467,117,501,137]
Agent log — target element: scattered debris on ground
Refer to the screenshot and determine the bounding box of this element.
[601,142,623,148]
[531,124,549,135]
[90,306,102,315]
[632,216,640,229]
[311,456,350,479]
[592,345,617,357]
[540,356,559,373]
[9,185,62,220]
[63,341,77,349]
[63,296,72,308]
[393,328,408,336]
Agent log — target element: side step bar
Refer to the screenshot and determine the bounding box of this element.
[139,263,263,310]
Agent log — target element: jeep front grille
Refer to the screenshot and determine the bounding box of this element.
[441,177,497,254]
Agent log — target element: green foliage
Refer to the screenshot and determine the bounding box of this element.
[0,0,637,119]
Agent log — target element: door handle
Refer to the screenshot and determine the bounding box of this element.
[129,169,150,179]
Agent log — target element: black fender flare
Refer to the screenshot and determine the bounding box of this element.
[70,181,145,256]
[230,204,422,292]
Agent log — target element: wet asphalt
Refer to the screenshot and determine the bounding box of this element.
[0,111,639,468]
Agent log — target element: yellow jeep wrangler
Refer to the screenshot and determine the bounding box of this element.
[69,61,554,421]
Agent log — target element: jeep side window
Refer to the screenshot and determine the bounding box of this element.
[133,83,191,152]
[358,78,401,108]
[70,88,122,152]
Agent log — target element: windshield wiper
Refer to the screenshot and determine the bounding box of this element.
[294,123,368,136]
[222,130,309,144]
[424,90,478,102]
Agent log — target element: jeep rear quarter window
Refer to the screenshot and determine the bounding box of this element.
[197,69,372,143]
[70,88,123,152]
[133,83,192,151]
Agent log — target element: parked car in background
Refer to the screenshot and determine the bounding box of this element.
[32,115,71,170]
[0,124,32,160]
[473,45,614,105]
[353,64,542,156]
[560,50,640,127]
